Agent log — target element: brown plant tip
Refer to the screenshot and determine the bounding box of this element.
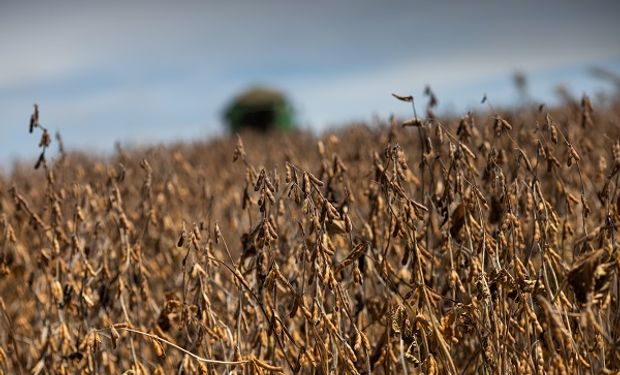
[29,103,39,133]
[392,93,413,102]
[39,129,51,148]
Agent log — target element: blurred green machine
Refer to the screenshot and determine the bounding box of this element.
[223,86,295,132]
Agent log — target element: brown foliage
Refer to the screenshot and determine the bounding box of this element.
[0,96,620,374]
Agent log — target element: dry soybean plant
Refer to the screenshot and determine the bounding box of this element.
[0,94,619,374]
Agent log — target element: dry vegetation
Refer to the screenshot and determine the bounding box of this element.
[1,92,620,374]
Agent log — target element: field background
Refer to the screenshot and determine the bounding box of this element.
[1,95,620,374]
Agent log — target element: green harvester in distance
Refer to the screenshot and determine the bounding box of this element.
[223,86,295,133]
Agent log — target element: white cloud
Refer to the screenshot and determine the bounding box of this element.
[1,0,619,165]
[3,0,616,89]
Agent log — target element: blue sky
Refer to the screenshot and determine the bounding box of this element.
[1,0,619,169]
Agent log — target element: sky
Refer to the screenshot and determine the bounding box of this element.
[1,0,619,169]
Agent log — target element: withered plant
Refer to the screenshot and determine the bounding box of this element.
[0,94,619,374]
